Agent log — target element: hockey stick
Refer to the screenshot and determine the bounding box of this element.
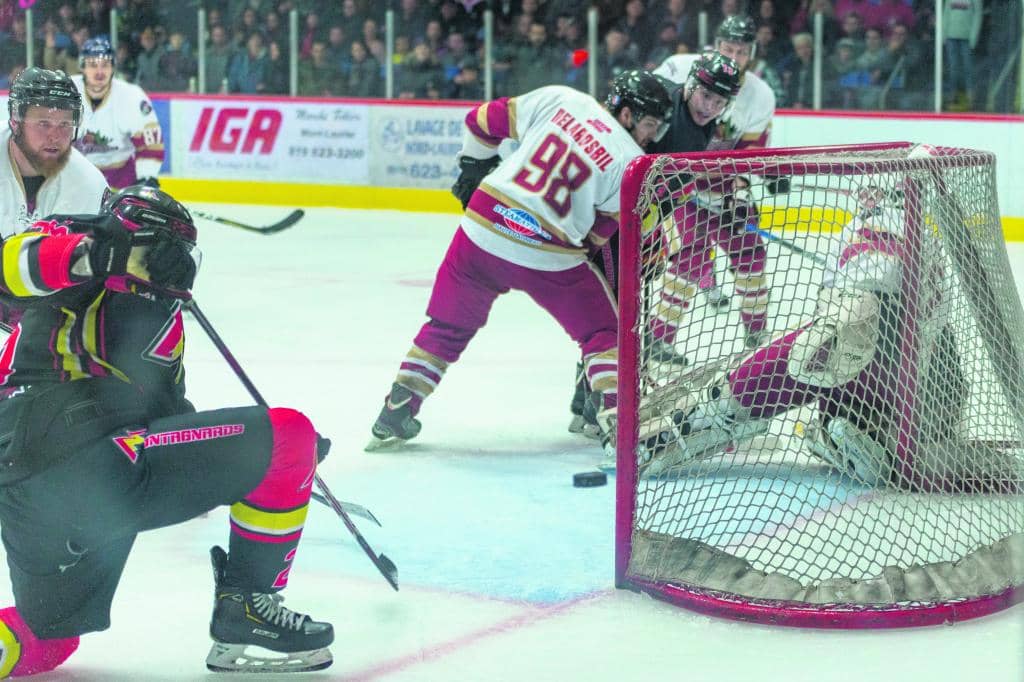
[190,208,305,235]
[744,223,828,266]
[184,299,400,591]
[311,492,381,527]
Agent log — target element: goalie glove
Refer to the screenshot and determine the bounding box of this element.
[451,155,500,209]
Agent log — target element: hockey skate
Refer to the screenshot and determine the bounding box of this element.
[366,383,422,451]
[206,546,334,673]
[646,333,690,366]
[703,284,731,311]
[744,328,767,349]
[568,362,591,435]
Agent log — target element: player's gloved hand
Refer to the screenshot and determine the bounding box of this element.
[87,214,133,278]
[145,232,197,292]
[764,175,790,195]
[316,432,331,463]
[138,176,160,189]
[451,155,500,209]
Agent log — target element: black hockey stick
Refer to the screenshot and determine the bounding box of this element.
[190,208,305,235]
[184,299,399,591]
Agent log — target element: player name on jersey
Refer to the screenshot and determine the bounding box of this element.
[549,109,614,171]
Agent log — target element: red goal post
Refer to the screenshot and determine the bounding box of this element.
[614,142,1024,628]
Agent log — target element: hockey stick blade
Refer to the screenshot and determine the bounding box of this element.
[191,208,305,235]
[311,492,381,527]
[744,223,828,266]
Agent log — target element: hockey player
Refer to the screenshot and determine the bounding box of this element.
[367,70,672,449]
[567,53,743,436]
[654,15,779,346]
[635,185,970,487]
[72,37,165,189]
[0,185,333,676]
[0,67,108,238]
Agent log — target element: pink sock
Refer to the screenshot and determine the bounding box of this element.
[0,607,78,678]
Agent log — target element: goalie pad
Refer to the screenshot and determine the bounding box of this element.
[816,416,893,487]
[788,288,881,388]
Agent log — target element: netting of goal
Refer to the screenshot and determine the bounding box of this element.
[614,142,1024,628]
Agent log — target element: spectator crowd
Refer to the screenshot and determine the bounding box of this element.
[0,0,1019,112]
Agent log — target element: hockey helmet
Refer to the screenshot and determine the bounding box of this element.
[7,67,82,130]
[686,52,742,101]
[103,184,197,246]
[80,36,115,66]
[605,69,672,142]
[716,15,757,45]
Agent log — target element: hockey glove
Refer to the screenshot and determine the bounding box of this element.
[316,432,331,463]
[451,155,500,209]
[87,214,133,278]
[145,233,197,292]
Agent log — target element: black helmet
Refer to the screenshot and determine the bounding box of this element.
[103,184,197,245]
[687,52,742,100]
[8,67,82,128]
[716,15,757,44]
[605,69,672,138]
[79,36,115,66]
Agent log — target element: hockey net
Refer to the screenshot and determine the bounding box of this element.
[614,142,1024,627]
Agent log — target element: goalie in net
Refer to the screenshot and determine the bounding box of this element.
[621,178,1018,493]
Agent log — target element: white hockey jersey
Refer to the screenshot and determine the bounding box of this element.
[654,54,776,150]
[822,206,905,294]
[71,76,164,188]
[0,128,108,238]
[458,85,644,271]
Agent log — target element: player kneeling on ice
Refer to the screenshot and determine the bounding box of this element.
[0,185,333,677]
[610,187,980,486]
[367,70,671,449]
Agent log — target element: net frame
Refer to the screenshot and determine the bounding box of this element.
[614,142,1024,628]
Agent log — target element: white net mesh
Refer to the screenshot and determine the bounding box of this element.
[616,143,1024,623]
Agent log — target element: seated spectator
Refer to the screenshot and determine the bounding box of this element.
[854,28,888,82]
[0,14,30,79]
[326,25,352,69]
[263,11,286,48]
[82,0,110,39]
[397,40,444,99]
[781,32,814,108]
[877,22,930,110]
[445,55,484,100]
[664,0,699,48]
[509,21,565,94]
[616,0,653,62]
[755,0,784,35]
[826,37,868,107]
[205,24,236,93]
[646,22,681,71]
[362,18,380,47]
[396,0,430,45]
[300,11,321,60]
[439,31,472,81]
[879,0,916,35]
[115,42,135,82]
[789,0,840,49]
[597,27,640,96]
[346,40,383,97]
[159,31,198,91]
[424,19,445,54]
[228,31,268,93]
[839,11,865,50]
[298,40,343,96]
[755,22,785,66]
[135,26,167,91]
[264,40,290,94]
[337,0,365,43]
[235,8,261,48]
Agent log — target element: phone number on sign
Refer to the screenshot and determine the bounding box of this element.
[288,146,366,159]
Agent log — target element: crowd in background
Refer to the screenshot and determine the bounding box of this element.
[0,0,1020,112]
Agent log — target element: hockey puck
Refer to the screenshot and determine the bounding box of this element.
[573,471,607,488]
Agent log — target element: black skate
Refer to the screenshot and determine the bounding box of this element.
[744,329,767,349]
[365,383,422,451]
[206,546,334,673]
[646,333,690,366]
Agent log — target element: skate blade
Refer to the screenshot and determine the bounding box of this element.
[364,435,412,452]
[568,415,586,434]
[206,642,333,673]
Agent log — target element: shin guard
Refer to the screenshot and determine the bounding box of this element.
[227,408,317,591]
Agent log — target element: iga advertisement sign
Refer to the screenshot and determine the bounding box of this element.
[369,105,472,189]
[172,98,369,183]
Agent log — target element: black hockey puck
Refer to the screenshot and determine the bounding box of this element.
[573,471,608,488]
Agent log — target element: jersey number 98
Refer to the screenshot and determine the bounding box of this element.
[512,134,592,218]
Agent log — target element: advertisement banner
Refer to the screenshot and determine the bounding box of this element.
[368,105,473,189]
[151,96,171,174]
[171,98,370,184]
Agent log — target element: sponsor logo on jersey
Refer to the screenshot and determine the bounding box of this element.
[493,206,550,244]
[113,428,147,463]
[586,119,612,134]
[190,107,282,154]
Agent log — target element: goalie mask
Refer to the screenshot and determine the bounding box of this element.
[605,69,672,143]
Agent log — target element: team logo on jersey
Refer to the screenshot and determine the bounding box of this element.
[140,100,153,115]
[28,219,71,236]
[113,428,147,463]
[143,302,184,366]
[75,130,114,154]
[493,206,551,245]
